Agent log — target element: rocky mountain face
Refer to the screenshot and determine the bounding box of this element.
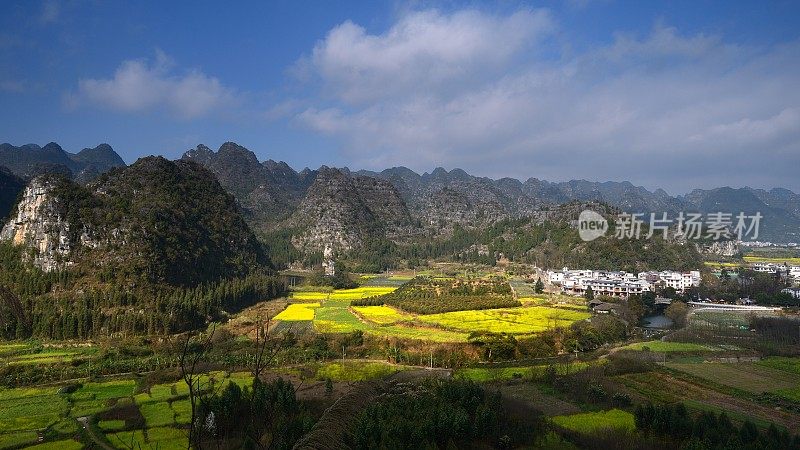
[358,167,799,243]
[181,141,799,248]
[289,167,415,254]
[357,167,543,231]
[182,143,416,254]
[0,142,126,181]
[1,157,268,285]
[181,142,316,229]
[0,167,24,221]
[1,176,79,271]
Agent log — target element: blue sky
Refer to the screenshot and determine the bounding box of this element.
[1,1,799,193]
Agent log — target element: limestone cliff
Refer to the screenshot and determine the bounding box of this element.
[0,177,90,271]
[289,167,414,254]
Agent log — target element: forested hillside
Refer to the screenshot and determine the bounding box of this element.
[0,157,284,339]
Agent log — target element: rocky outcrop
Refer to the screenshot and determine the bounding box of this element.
[0,177,89,271]
[696,240,740,257]
[289,168,414,253]
[181,142,315,229]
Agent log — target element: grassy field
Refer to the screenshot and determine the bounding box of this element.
[0,371,253,448]
[756,356,800,375]
[664,362,800,395]
[0,344,97,367]
[0,386,69,432]
[619,341,718,352]
[26,439,83,450]
[416,306,590,334]
[455,361,594,382]
[315,361,405,382]
[0,430,39,448]
[551,409,635,434]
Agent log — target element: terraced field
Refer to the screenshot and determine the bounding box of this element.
[455,361,594,382]
[664,360,800,400]
[0,371,257,449]
[416,306,590,334]
[351,305,412,324]
[619,340,719,352]
[274,303,321,321]
[0,343,98,367]
[275,277,592,342]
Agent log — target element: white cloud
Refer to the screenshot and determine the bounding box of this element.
[69,50,236,119]
[299,9,553,104]
[293,10,800,192]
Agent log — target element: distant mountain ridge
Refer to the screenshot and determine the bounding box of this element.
[0,142,126,181]
[3,141,798,254]
[181,142,799,245]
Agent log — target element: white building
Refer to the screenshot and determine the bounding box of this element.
[555,267,699,298]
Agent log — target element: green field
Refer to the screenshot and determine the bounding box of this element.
[315,361,405,381]
[26,439,83,450]
[455,361,594,382]
[551,409,635,434]
[0,371,254,448]
[665,362,800,397]
[619,340,718,352]
[0,430,39,448]
[417,306,590,334]
[756,356,800,375]
[0,344,98,367]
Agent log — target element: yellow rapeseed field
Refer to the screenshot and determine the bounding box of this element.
[352,305,412,324]
[417,306,590,334]
[273,303,320,321]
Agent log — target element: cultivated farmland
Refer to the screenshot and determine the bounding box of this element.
[551,409,636,434]
[416,306,590,334]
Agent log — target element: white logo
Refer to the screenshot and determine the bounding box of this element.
[578,210,608,242]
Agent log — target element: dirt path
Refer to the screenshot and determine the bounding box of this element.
[77,416,114,450]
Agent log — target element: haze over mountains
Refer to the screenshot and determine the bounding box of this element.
[1,141,799,250]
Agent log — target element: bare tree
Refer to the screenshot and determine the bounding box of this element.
[179,325,216,449]
[246,316,296,449]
